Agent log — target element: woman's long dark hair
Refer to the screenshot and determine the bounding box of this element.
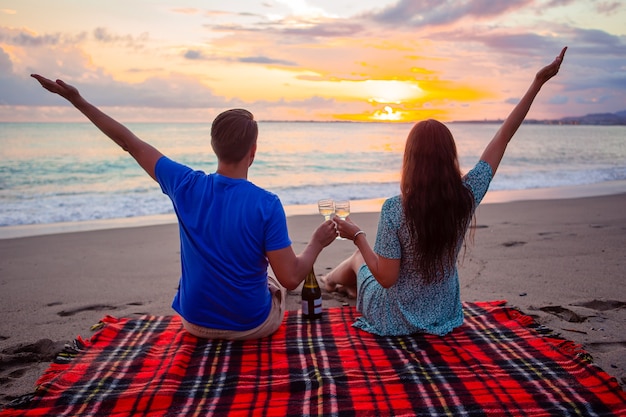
[401,119,474,283]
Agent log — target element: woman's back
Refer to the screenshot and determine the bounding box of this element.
[401,119,475,282]
[353,160,493,336]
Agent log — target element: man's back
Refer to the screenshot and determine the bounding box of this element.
[155,156,291,331]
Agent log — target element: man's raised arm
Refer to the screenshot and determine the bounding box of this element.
[31,74,163,180]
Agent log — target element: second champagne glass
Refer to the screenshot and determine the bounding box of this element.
[334,200,350,240]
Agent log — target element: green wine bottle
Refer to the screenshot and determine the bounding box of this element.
[301,267,322,320]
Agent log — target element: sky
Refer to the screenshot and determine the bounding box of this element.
[1,0,625,123]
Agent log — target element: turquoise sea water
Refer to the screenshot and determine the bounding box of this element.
[1,122,625,230]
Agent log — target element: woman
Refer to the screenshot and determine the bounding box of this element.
[324,47,567,336]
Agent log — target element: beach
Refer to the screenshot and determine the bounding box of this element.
[1,192,625,406]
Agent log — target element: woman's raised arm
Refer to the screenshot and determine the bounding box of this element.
[480,47,567,175]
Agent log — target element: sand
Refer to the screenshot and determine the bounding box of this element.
[1,192,625,406]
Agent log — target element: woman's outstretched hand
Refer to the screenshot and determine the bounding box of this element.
[535,47,567,85]
[31,74,81,102]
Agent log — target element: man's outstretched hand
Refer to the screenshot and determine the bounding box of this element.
[31,74,81,102]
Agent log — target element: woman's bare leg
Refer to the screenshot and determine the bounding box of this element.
[321,250,364,298]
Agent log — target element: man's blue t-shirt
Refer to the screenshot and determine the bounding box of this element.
[155,156,291,331]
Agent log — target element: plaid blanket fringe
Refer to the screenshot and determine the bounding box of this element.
[2,300,625,416]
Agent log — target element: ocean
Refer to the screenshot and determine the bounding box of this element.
[1,122,625,236]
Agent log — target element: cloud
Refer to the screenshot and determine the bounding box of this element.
[542,0,625,16]
[595,1,623,15]
[567,69,626,91]
[364,0,533,27]
[0,48,49,106]
[92,27,149,47]
[70,75,233,109]
[420,24,625,64]
[575,94,613,105]
[569,27,626,55]
[0,49,31,106]
[505,93,570,108]
[0,27,71,46]
[0,26,148,48]
[182,49,296,66]
[255,95,336,109]
[203,10,363,41]
[238,56,296,66]
[465,31,560,55]
[0,46,11,72]
[0,41,231,109]
[280,21,363,37]
[205,10,257,18]
[548,95,569,105]
[184,49,204,60]
[17,73,235,109]
[544,0,576,7]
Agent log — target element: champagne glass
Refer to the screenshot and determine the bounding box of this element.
[334,200,350,220]
[318,199,335,220]
[334,200,350,240]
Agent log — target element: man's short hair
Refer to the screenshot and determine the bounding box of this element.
[211,109,258,163]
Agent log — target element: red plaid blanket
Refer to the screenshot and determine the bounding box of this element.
[2,301,625,416]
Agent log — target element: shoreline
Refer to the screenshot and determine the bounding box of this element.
[1,180,625,240]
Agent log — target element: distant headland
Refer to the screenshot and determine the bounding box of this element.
[453,110,626,125]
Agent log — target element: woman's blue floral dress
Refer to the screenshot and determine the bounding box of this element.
[354,160,493,336]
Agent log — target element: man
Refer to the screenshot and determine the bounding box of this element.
[31,74,337,340]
